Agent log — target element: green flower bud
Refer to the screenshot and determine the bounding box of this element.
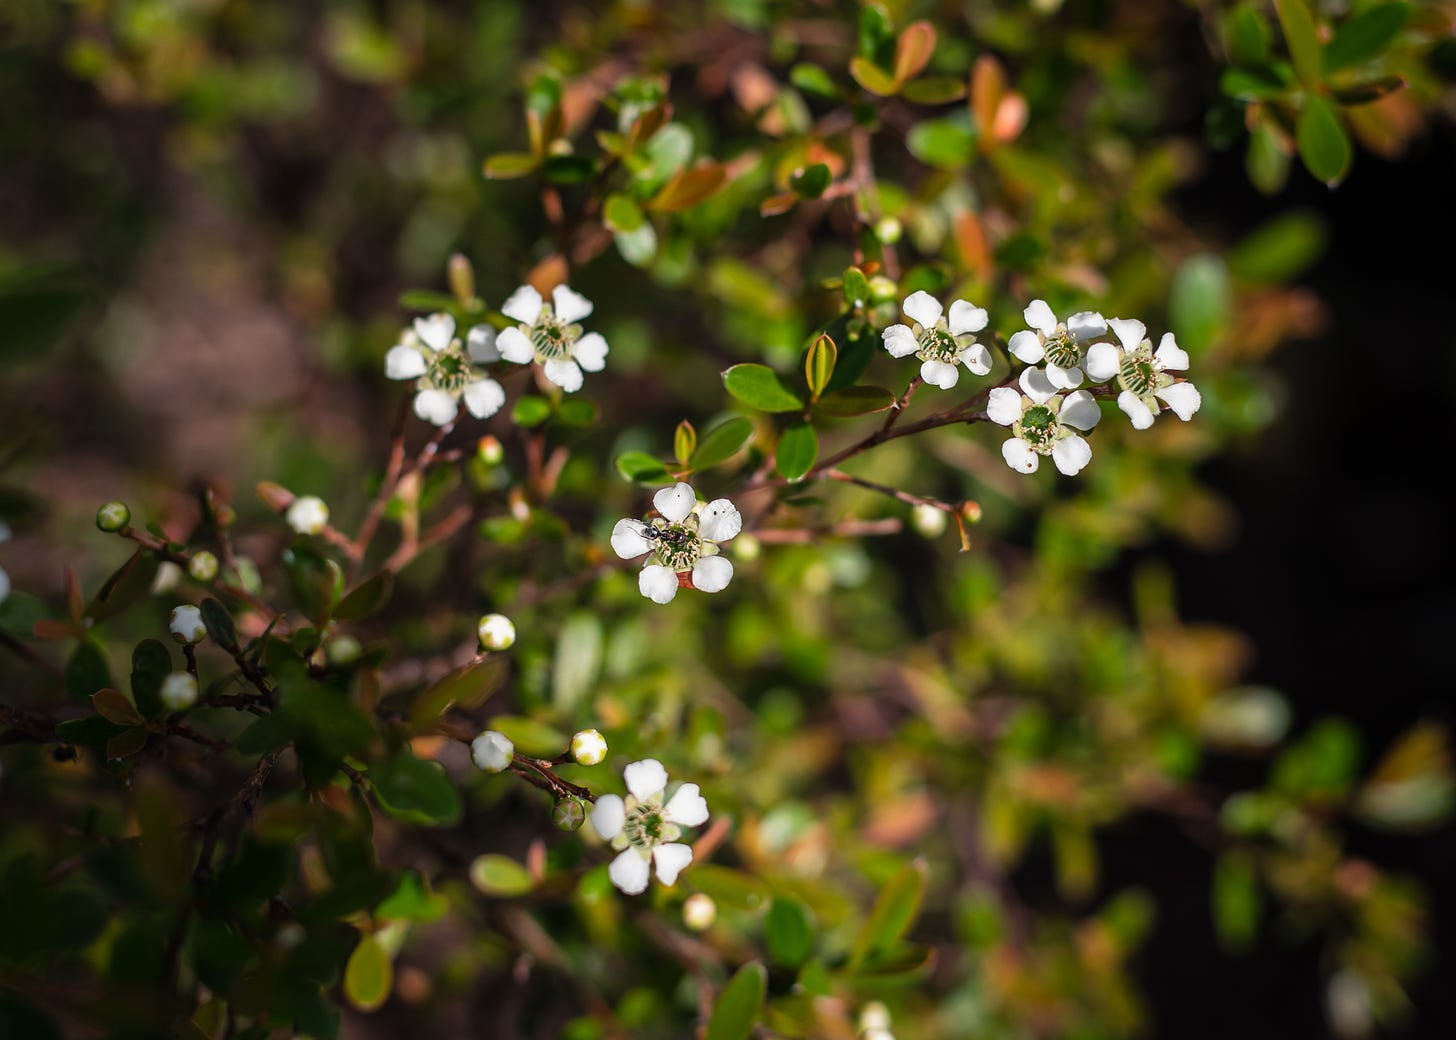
[552,797,587,831]
[96,501,131,532]
[188,551,219,582]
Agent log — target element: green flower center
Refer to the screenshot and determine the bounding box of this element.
[915,324,961,364]
[1015,404,1060,455]
[1043,329,1081,370]
[425,344,473,393]
[650,514,703,572]
[1117,345,1167,397]
[529,306,579,361]
[623,799,681,851]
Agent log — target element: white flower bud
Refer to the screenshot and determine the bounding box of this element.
[188,551,219,582]
[286,495,330,536]
[911,503,947,538]
[159,672,198,711]
[477,613,516,651]
[859,1001,892,1033]
[874,216,902,244]
[169,605,207,645]
[471,730,514,773]
[570,728,607,766]
[326,634,362,667]
[682,893,717,931]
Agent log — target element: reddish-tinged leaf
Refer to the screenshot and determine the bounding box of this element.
[649,163,728,211]
[93,688,142,726]
[760,192,798,217]
[33,618,80,640]
[894,21,937,85]
[971,55,1005,138]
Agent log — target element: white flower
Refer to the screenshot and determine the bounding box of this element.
[570,728,608,766]
[160,672,198,711]
[477,613,516,651]
[471,730,514,773]
[285,495,330,536]
[881,290,991,390]
[384,313,506,427]
[589,758,709,894]
[1084,318,1202,430]
[168,605,207,645]
[495,284,608,393]
[1007,299,1108,390]
[611,483,741,604]
[682,892,717,931]
[986,367,1103,476]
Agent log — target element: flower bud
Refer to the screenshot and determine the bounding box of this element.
[570,729,607,766]
[448,252,476,308]
[286,495,330,536]
[733,532,761,563]
[213,503,237,528]
[326,634,362,667]
[868,275,899,304]
[552,797,587,831]
[911,503,947,538]
[95,501,131,532]
[683,893,717,931]
[874,217,903,244]
[471,730,514,773]
[159,672,199,711]
[859,1001,892,1033]
[169,605,207,645]
[188,551,219,582]
[961,500,983,524]
[477,613,516,651]
[476,435,504,466]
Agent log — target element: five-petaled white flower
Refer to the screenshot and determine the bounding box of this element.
[590,758,708,895]
[1084,318,1202,430]
[881,290,992,390]
[385,313,506,427]
[611,482,742,604]
[1007,299,1108,390]
[987,367,1103,476]
[495,283,608,393]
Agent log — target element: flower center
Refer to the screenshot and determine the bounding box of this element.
[425,345,473,393]
[1015,404,1060,455]
[1117,347,1162,397]
[529,306,578,361]
[651,518,703,572]
[915,324,960,364]
[623,800,680,851]
[1043,329,1081,370]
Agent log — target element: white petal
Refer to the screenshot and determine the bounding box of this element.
[624,758,669,801]
[412,389,459,426]
[1118,390,1157,430]
[467,325,500,363]
[902,290,943,328]
[1044,362,1083,390]
[920,358,960,390]
[1154,332,1190,372]
[882,324,918,358]
[1065,310,1107,342]
[496,326,535,364]
[960,342,992,376]
[1023,299,1057,335]
[611,518,654,559]
[652,843,694,886]
[1155,380,1202,420]
[590,793,625,839]
[1108,317,1146,352]
[573,331,609,372]
[1019,366,1056,404]
[1058,389,1102,431]
[664,783,709,827]
[639,564,679,604]
[698,499,742,543]
[385,344,427,380]
[691,556,733,593]
[546,285,591,325]
[413,313,456,352]
[1007,329,1045,364]
[947,300,989,336]
[500,284,544,325]
[543,358,584,392]
[653,482,697,523]
[1052,434,1092,476]
[1084,342,1121,383]
[986,387,1023,426]
[609,848,651,894]
[1001,438,1039,473]
[462,378,505,419]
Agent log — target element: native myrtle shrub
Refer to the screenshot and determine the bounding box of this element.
[1,1,1453,1038]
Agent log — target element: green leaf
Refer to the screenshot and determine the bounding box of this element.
[93,688,141,726]
[407,658,508,733]
[1212,853,1261,952]
[555,399,599,427]
[614,450,674,485]
[483,152,538,179]
[849,57,898,97]
[689,417,754,471]
[774,423,818,483]
[1325,3,1410,72]
[344,935,393,1012]
[488,715,569,756]
[1330,75,1405,105]
[1246,118,1292,194]
[1274,0,1323,85]
[1225,3,1272,65]
[542,155,596,185]
[1168,254,1231,356]
[335,570,395,622]
[377,871,448,923]
[106,727,147,760]
[644,124,693,182]
[614,223,659,267]
[200,598,238,649]
[469,854,534,897]
[674,420,697,467]
[1228,211,1327,283]
[1295,94,1352,185]
[723,364,803,413]
[906,116,977,169]
[1219,65,1291,101]
[789,63,839,98]
[603,193,645,233]
[842,267,870,308]
[397,290,458,313]
[129,639,171,719]
[552,612,603,711]
[512,396,552,427]
[705,961,766,1040]
[56,715,128,745]
[900,76,966,104]
[815,385,895,417]
[87,550,159,623]
[850,860,927,968]
[689,864,769,911]
[65,641,112,703]
[281,541,344,625]
[765,898,816,968]
[804,334,836,398]
[369,750,462,827]
[789,163,831,199]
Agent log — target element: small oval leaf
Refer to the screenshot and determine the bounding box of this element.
[723,364,804,413]
[775,423,818,483]
[705,961,767,1040]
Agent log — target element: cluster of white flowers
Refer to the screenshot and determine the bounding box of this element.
[590,758,708,894]
[881,294,1202,476]
[611,482,742,604]
[385,282,608,427]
